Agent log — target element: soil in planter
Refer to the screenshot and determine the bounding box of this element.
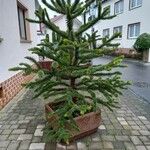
[49,101,94,119]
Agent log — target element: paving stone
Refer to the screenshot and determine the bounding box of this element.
[56,143,67,150]
[124,142,136,150]
[88,141,103,149]
[25,127,35,134]
[103,141,114,149]
[117,117,125,121]
[113,124,123,129]
[32,136,42,143]
[135,120,143,126]
[17,134,32,140]
[115,135,130,141]
[101,135,115,141]
[9,121,18,125]
[136,146,147,150]
[120,121,129,126]
[25,116,35,120]
[107,129,122,135]
[34,128,43,136]
[126,117,133,121]
[12,129,26,134]
[103,120,111,125]
[146,125,150,129]
[18,140,31,150]
[130,136,142,145]
[138,116,147,120]
[131,130,141,136]
[122,129,131,135]
[90,132,100,141]
[127,121,137,125]
[98,125,106,130]
[131,125,140,130]
[142,120,150,125]
[37,124,45,129]
[123,125,132,130]
[66,143,77,150]
[0,135,9,141]
[112,141,125,149]
[18,123,28,129]
[106,125,114,129]
[18,120,30,124]
[140,125,147,130]
[0,148,7,150]
[146,146,150,150]
[0,129,3,134]
[10,124,19,129]
[1,129,12,135]
[8,134,19,140]
[140,130,150,136]
[18,115,26,120]
[29,143,45,150]
[139,136,150,142]
[1,125,11,129]
[91,136,100,142]
[7,141,20,150]
[0,141,10,148]
[77,142,87,150]
[44,142,56,150]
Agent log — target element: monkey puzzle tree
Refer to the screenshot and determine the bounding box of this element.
[10,0,130,143]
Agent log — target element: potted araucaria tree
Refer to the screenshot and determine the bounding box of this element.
[10,0,130,144]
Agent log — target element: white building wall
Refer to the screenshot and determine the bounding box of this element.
[85,0,150,48]
[47,15,82,42]
[0,0,38,83]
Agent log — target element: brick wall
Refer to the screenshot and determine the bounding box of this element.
[112,48,142,59]
[0,72,35,109]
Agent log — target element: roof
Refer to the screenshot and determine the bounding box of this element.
[50,15,82,26]
[85,0,109,3]
[50,15,64,22]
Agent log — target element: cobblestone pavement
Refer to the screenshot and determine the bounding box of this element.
[0,89,150,150]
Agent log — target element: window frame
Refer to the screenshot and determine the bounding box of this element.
[129,0,142,10]
[103,28,110,38]
[127,22,140,39]
[113,26,123,39]
[37,23,45,35]
[114,0,124,15]
[17,1,31,43]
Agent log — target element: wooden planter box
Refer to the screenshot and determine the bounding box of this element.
[45,102,101,142]
[39,61,52,71]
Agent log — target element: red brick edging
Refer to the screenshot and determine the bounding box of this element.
[0,72,34,109]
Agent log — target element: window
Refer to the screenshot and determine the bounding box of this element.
[128,23,140,38]
[17,1,30,41]
[37,23,46,35]
[103,29,110,38]
[88,15,95,21]
[114,26,123,38]
[114,0,124,15]
[103,5,111,16]
[89,6,96,16]
[129,0,142,10]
